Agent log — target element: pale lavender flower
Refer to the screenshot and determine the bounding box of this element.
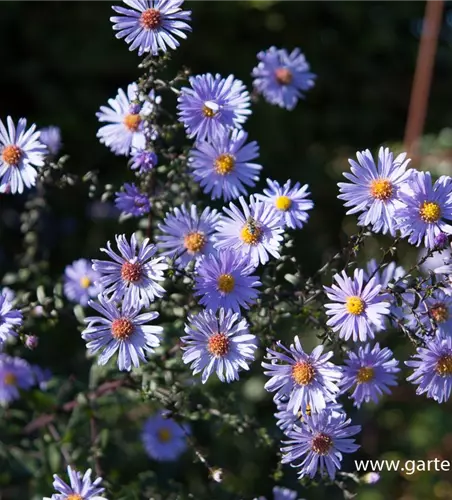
[64,258,101,307]
[115,182,150,217]
[0,354,35,406]
[0,293,22,345]
[130,149,157,174]
[40,126,62,156]
[43,466,106,500]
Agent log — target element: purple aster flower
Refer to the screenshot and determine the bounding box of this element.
[82,293,163,372]
[39,126,62,156]
[130,148,158,174]
[406,333,452,403]
[409,288,452,336]
[395,171,452,249]
[193,250,261,313]
[252,46,316,111]
[338,147,412,237]
[92,233,167,307]
[115,182,150,217]
[434,232,449,250]
[340,343,399,408]
[281,410,361,480]
[96,83,157,156]
[0,116,46,194]
[324,269,390,342]
[181,308,257,383]
[43,466,106,500]
[188,129,262,201]
[256,178,313,229]
[0,354,35,405]
[214,195,284,266]
[25,334,39,350]
[364,259,405,289]
[272,487,298,500]
[0,293,22,345]
[64,258,101,307]
[177,73,251,143]
[142,410,189,461]
[111,0,191,56]
[157,204,220,269]
[1,287,15,302]
[262,336,342,414]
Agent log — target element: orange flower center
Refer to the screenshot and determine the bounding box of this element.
[311,433,333,455]
[214,154,235,175]
[111,317,134,340]
[207,333,230,357]
[121,261,142,283]
[4,373,16,386]
[292,361,315,385]
[419,201,441,223]
[2,145,22,166]
[140,8,161,30]
[357,366,375,383]
[275,67,293,85]
[217,274,235,293]
[123,113,142,132]
[66,495,83,500]
[370,178,393,201]
[436,354,452,376]
[430,303,449,324]
[183,231,206,254]
[79,276,91,289]
[202,105,217,118]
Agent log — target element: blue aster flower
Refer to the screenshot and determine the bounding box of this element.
[262,336,342,415]
[324,269,390,342]
[0,355,35,406]
[338,147,412,237]
[96,83,157,156]
[181,308,257,383]
[39,126,62,156]
[157,204,221,269]
[142,410,189,461]
[193,250,261,313]
[188,129,262,201]
[252,47,316,111]
[92,233,167,307]
[256,178,313,229]
[130,148,158,174]
[340,343,400,408]
[406,333,452,403]
[214,195,284,267]
[0,293,22,345]
[410,288,452,336]
[111,0,191,57]
[177,73,251,142]
[82,293,163,372]
[0,117,47,194]
[395,171,452,249]
[115,182,150,217]
[43,466,106,500]
[64,258,101,307]
[281,410,361,480]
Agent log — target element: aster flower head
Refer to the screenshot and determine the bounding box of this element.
[281,410,361,480]
[96,83,157,156]
[340,343,400,408]
[0,116,46,194]
[115,182,151,217]
[324,268,390,342]
[214,195,284,267]
[188,129,262,201]
[193,250,261,313]
[64,258,101,307]
[262,336,342,415]
[256,178,314,229]
[43,466,106,500]
[177,73,251,142]
[272,487,298,500]
[0,355,35,406]
[252,46,316,111]
[0,293,22,345]
[406,333,452,403]
[82,293,163,372]
[181,308,258,383]
[411,288,452,336]
[142,410,189,461]
[92,233,167,307]
[395,171,452,249]
[130,148,158,174]
[39,126,62,156]
[157,204,221,269]
[338,147,412,236]
[111,0,191,57]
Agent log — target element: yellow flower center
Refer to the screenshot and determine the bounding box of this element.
[419,201,441,223]
[123,113,142,132]
[202,105,217,118]
[66,495,83,500]
[4,373,16,386]
[217,274,235,293]
[157,427,172,443]
[183,231,206,254]
[207,333,230,357]
[346,296,365,316]
[356,366,375,383]
[370,178,393,201]
[275,195,292,211]
[111,317,134,340]
[430,303,449,324]
[436,354,452,376]
[140,8,161,29]
[2,145,22,166]
[275,67,293,85]
[311,433,333,455]
[79,276,91,289]
[292,361,315,386]
[214,153,235,175]
[240,218,262,245]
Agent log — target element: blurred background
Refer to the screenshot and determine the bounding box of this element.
[2,2,452,499]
